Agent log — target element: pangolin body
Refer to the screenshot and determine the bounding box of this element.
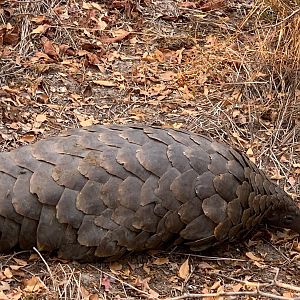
[0,125,299,261]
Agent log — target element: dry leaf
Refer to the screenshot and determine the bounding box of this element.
[110,262,122,273]
[31,16,47,24]
[4,268,13,279]
[246,148,253,156]
[101,31,131,44]
[153,257,169,265]
[41,37,59,59]
[178,258,189,280]
[288,176,296,186]
[160,71,177,81]
[101,276,111,292]
[13,258,28,266]
[210,280,221,290]
[36,114,47,123]
[31,24,50,34]
[20,134,36,143]
[93,80,116,87]
[0,291,9,300]
[271,169,284,180]
[232,283,243,292]
[80,118,94,127]
[245,252,262,262]
[23,276,46,292]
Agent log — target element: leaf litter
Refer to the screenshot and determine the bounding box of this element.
[0,0,299,299]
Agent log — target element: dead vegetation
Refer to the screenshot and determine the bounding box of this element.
[0,0,299,299]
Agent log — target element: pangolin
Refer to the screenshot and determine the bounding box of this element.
[0,124,299,261]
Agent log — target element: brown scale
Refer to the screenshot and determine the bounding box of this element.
[155,168,182,212]
[189,134,214,153]
[52,156,87,191]
[140,175,161,206]
[0,218,20,251]
[97,147,131,180]
[167,143,191,173]
[0,173,23,223]
[184,147,211,174]
[19,218,38,249]
[78,151,111,183]
[170,169,198,203]
[136,141,170,177]
[178,197,204,224]
[202,194,227,224]
[144,126,176,145]
[132,203,160,232]
[195,171,217,200]
[30,164,64,205]
[214,218,233,241]
[37,205,67,251]
[117,176,142,211]
[56,188,84,228]
[94,209,118,231]
[77,180,107,215]
[0,153,23,178]
[12,171,42,220]
[116,143,151,181]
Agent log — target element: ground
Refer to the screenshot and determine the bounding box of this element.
[0,0,299,299]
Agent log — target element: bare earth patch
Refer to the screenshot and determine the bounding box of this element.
[0,0,299,299]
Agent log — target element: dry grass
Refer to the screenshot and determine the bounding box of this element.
[0,0,299,299]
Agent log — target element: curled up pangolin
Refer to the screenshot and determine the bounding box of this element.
[0,125,299,261]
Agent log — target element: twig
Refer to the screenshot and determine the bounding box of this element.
[214,272,269,287]
[273,268,300,292]
[89,265,153,298]
[33,247,56,291]
[166,251,247,262]
[261,8,300,28]
[163,290,298,300]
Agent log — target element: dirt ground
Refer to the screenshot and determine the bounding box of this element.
[0,0,299,299]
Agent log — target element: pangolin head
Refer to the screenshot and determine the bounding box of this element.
[265,196,300,233]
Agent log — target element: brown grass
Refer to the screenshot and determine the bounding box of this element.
[0,0,299,299]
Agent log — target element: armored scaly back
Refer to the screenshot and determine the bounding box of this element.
[0,125,299,261]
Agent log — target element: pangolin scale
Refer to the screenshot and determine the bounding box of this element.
[0,124,299,261]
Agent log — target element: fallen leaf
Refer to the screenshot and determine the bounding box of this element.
[232,283,243,292]
[178,1,197,8]
[36,114,47,123]
[288,176,296,186]
[153,257,169,265]
[245,252,262,262]
[13,258,27,266]
[41,37,59,59]
[210,280,221,290]
[160,71,177,81]
[4,268,13,279]
[178,258,189,280]
[80,118,94,127]
[0,291,9,300]
[200,0,225,11]
[20,134,36,143]
[23,276,46,292]
[93,80,116,87]
[31,24,50,34]
[110,262,122,273]
[246,147,253,156]
[101,31,131,44]
[31,15,47,24]
[101,276,111,292]
[271,169,285,180]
